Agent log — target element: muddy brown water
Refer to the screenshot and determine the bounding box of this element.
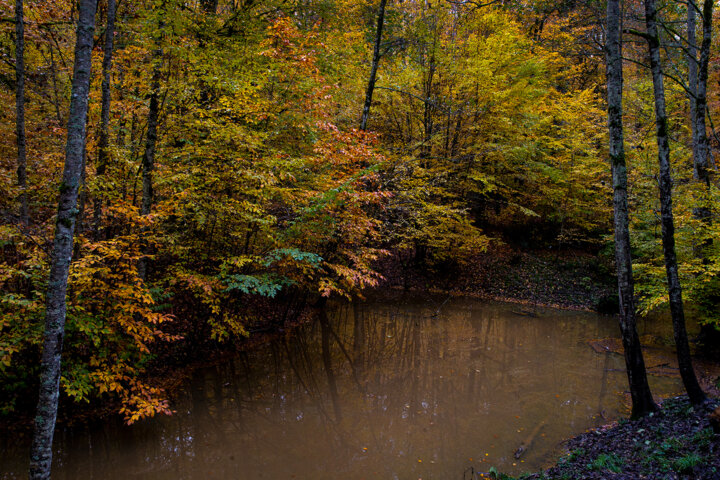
[1,295,683,479]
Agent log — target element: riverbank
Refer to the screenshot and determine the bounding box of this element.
[497,396,720,480]
[377,245,616,312]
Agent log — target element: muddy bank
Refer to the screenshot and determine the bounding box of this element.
[510,396,720,480]
[377,246,616,311]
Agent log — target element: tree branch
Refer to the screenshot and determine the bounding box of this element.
[623,28,653,41]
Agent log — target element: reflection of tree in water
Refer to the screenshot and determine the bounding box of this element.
[167,301,636,479]
[324,301,635,475]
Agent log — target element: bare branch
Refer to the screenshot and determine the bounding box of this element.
[623,28,653,41]
[445,0,503,9]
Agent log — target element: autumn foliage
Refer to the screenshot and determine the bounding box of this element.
[0,0,718,423]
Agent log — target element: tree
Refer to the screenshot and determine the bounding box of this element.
[138,8,163,282]
[93,0,118,240]
[360,0,388,131]
[29,0,98,478]
[687,0,718,352]
[691,0,713,197]
[687,0,698,171]
[643,0,706,405]
[605,0,657,419]
[15,0,28,225]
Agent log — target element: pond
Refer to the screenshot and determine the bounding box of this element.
[1,294,682,479]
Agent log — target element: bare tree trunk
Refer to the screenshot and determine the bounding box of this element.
[75,134,89,236]
[689,0,718,351]
[47,45,64,126]
[644,0,706,405]
[93,0,117,240]
[15,0,28,225]
[360,0,388,131]
[687,0,699,166]
[694,0,713,192]
[422,61,435,160]
[29,0,98,478]
[605,0,657,419]
[137,45,162,281]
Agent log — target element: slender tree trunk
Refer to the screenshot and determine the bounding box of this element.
[48,46,64,125]
[93,0,117,240]
[421,60,435,161]
[15,0,28,225]
[360,0,388,131]
[644,0,706,405]
[450,113,462,158]
[605,0,657,419]
[29,0,98,478]
[141,55,162,220]
[75,112,90,237]
[689,0,717,350]
[137,45,162,281]
[694,0,713,192]
[687,1,699,165]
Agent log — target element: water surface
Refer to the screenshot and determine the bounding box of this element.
[1,295,682,479]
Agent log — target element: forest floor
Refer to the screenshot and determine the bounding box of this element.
[507,396,720,480]
[378,245,617,311]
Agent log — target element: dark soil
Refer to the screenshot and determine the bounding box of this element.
[378,245,616,311]
[512,396,720,480]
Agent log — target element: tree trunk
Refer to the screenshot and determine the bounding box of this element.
[93,0,117,241]
[359,0,388,131]
[29,0,98,478]
[689,0,718,353]
[75,110,92,237]
[693,0,713,192]
[420,49,436,162]
[138,45,162,281]
[15,0,28,225]
[605,0,657,419]
[644,0,706,405]
[48,46,64,125]
[75,133,89,236]
[687,1,699,167]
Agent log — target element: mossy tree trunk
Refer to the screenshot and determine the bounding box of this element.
[29,0,98,478]
[606,0,657,419]
[644,0,706,406]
